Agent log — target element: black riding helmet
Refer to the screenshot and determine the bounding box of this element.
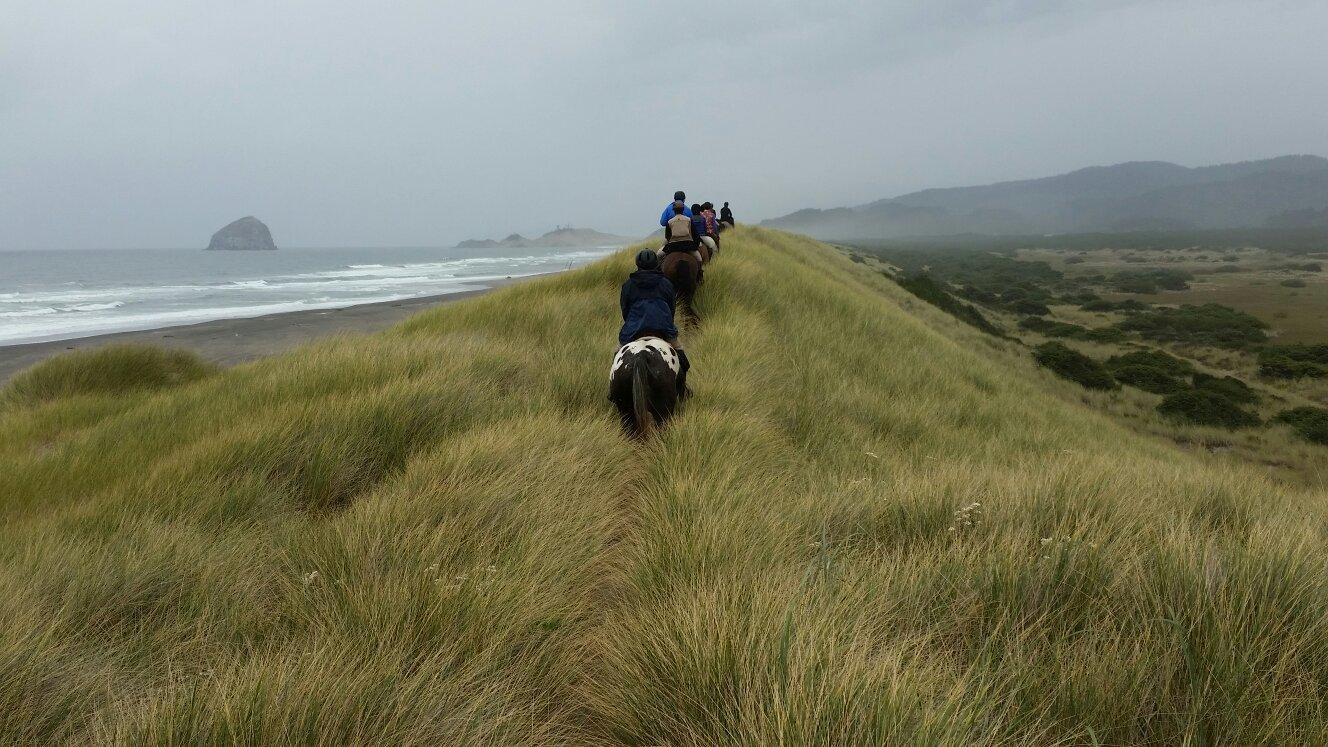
[635,248,660,271]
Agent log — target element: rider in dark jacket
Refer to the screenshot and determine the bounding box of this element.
[689,204,708,245]
[619,249,690,394]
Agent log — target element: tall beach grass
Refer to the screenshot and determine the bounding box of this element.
[1,227,1325,744]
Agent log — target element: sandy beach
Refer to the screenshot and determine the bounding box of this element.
[0,277,532,383]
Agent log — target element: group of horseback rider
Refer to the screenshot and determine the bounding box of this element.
[610,191,734,431]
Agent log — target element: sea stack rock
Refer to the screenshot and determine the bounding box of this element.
[206,216,277,250]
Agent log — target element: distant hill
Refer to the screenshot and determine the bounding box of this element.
[764,155,1328,239]
[456,227,637,249]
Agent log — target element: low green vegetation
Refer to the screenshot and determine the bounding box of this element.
[1276,407,1328,445]
[1019,316,1125,342]
[1157,390,1261,429]
[1192,372,1259,405]
[1033,342,1116,389]
[1259,344,1328,379]
[3,228,1327,743]
[893,273,1002,336]
[1111,364,1187,394]
[851,233,1327,486]
[1115,304,1268,349]
[1111,268,1192,293]
[1082,298,1149,312]
[1,344,215,407]
[1105,349,1195,377]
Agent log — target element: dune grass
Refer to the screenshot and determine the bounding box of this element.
[2,227,1326,744]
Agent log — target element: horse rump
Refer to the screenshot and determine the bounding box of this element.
[661,250,700,302]
[609,342,679,437]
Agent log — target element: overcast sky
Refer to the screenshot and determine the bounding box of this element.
[4,0,1327,249]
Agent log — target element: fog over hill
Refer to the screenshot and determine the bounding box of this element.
[764,155,1328,239]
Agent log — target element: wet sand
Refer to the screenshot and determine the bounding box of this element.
[0,276,534,382]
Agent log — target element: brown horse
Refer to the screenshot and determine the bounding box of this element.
[661,249,701,304]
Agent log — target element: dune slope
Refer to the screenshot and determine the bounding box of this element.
[1,228,1326,744]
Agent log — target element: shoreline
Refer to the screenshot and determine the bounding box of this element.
[0,275,539,383]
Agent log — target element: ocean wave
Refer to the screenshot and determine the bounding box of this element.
[0,294,421,346]
[0,245,618,344]
[63,301,125,312]
[0,301,126,319]
[0,307,60,318]
[0,285,205,305]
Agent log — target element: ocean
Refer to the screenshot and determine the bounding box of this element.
[0,245,616,346]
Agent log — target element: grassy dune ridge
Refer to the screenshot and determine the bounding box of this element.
[1,227,1326,743]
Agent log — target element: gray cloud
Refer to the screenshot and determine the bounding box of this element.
[3,0,1326,248]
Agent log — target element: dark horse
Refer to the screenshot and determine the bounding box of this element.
[661,250,702,306]
[608,337,682,436]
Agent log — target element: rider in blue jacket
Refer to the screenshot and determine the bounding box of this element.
[619,249,690,395]
[659,190,693,226]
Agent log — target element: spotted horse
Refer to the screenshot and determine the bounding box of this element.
[608,337,685,436]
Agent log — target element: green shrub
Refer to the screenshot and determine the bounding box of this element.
[1275,407,1328,445]
[2,344,215,407]
[1192,373,1259,405]
[1260,344,1328,365]
[1280,278,1307,288]
[1008,299,1051,316]
[895,274,1003,336]
[1081,327,1127,343]
[1059,291,1100,304]
[1081,299,1150,312]
[1115,304,1268,349]
[1157,390,1260,429]
[1257,346,1328,379]
[959,285,998,304]
[1112,365,1187,394]
[1259,357,1328,379]
[1112,268,1192,293]
[1019,317,1124,343]
[1105,349,1195,377]
[1020,317,1082,336]
[1033,342,1116,390]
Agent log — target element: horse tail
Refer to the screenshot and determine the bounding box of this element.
[677,256,699,300]
[631,361,655,437]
